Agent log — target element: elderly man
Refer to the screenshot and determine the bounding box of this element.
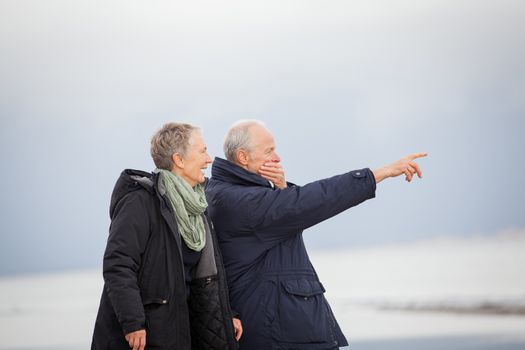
[205,120,426,350]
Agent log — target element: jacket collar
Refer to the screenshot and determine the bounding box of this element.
[211,157,272,188]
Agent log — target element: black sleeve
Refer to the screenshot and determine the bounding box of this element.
[103,192,151,335]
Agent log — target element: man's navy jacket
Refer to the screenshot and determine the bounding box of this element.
[206,157,377,350]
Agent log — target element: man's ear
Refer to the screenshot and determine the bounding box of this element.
[236,149,249,166]
[172,153,184,169]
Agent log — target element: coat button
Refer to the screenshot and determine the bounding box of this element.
[355,172,361,176]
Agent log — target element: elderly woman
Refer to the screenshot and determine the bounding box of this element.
[92,123,242,350]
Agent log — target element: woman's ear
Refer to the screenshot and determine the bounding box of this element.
[172,153,184,169]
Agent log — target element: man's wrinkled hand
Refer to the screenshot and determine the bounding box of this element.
[125,329,146,350]
[258,161,287,189]
[373,153,427,183]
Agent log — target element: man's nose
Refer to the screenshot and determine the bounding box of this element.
[206,153,213,164]
[271,152,281,162]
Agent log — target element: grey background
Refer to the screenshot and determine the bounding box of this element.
[1,0,524,275]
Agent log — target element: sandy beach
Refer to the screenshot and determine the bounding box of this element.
[1,232,524,349]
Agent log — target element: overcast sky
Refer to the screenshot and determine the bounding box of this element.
[1,0,524,275]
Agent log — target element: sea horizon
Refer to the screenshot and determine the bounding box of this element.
[1,233,524,349]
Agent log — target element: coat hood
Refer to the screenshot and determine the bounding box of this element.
[109,169,156,218]
[210,157,272,188]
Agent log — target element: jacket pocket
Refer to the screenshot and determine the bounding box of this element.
[143,298,169,306]
[143,298,176,347]
[277,279,333,344]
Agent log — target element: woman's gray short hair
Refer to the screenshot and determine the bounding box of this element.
[223,120,266,162]
[150,122,200,170]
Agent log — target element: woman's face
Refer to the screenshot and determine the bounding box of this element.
[177,131,212,187]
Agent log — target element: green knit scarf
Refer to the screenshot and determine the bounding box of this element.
[159,169,207,252]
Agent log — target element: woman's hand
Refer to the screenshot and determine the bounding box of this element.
[125,329,146,350]
[233,317,243,341]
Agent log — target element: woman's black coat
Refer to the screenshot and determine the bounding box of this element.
[91,169,237,350]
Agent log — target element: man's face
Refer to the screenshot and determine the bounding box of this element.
[245,125,281,174]
[178,131,212,187]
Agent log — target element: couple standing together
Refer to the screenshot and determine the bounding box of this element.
[92,120,426,350]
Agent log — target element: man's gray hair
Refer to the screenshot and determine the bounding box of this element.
[223,120,266,162]
[150,122,200,170]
